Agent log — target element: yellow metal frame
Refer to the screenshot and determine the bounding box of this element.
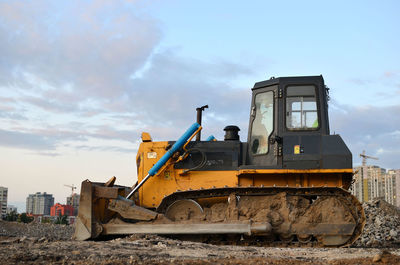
[136,140,353,208]
[238,168,353,175]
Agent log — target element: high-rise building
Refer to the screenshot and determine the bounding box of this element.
[66,194,80,216]
[351,166,400,207]
[352,166,366,202]
[387,169,400,207]
[26,192,54,215]
[0,187,8,218]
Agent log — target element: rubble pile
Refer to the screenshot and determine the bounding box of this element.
[0,220,73,241]
[354,199,400,247]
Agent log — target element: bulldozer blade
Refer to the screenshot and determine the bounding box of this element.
[73,179,131,240]
[73,180,94,240]
[74,215,92,240]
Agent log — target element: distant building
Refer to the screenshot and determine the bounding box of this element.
[50,203,75,216]
[26,192,54,215]
[6,205,17,214]
[387,169,400,207]
[0,187,7,218]
[66,194,80,216]
[351,166,400,207]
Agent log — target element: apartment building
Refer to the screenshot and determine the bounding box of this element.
[26,192,54,215]
[66,194,80,216]
[351,166,400,207]
[0,187,7,218]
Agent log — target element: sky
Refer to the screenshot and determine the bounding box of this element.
[0,0,399,212]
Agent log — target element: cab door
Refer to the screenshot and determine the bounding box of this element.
[279,76,328,169]
[246,85,280,168]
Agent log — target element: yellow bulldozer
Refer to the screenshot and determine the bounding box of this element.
[74,75,365,247]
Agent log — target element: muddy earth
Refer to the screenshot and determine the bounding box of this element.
[1,199,399,264]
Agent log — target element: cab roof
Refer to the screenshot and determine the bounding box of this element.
[252,75,324,90]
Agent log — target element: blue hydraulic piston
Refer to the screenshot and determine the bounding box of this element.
[148,122,200,175]
[205,135,216,141]
[126,122,200,199]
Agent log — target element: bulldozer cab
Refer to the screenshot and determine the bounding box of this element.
[246,76,331,168]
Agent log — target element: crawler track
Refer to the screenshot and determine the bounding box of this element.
[156,187,365,247]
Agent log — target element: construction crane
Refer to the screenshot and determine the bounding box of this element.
[359,150,378,166]
[64,184,77,196]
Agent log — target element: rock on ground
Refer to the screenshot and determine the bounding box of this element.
[353,199,400,248]
[0,220,73,241]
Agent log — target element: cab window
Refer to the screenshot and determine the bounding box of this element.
[286,85,318,130]
[250,91,274,155]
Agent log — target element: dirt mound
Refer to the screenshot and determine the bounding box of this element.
[354,199,400,248]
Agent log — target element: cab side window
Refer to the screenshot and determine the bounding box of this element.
[286,85,318,130]
[250,91,274,155]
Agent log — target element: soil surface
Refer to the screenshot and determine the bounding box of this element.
[1,198,399,264]
[1,225,400,264]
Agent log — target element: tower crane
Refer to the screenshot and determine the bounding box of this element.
[64,184,77,196]
[359,150,378,166]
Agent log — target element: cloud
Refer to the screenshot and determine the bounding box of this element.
[0,46,257,153]
[0,96,19,113]
[0,129,57,150]
[34,152,62,157]
[330,102,400,169]
[0,0,164,153]
[348,78,371,86]
[126,50,254,139]
[383,71,399,78]
[3,0,397,173]
[0,0,161,102]
[75,145,136,153]
[0,111,26,120]
[22,95,77,113]
[345,71,400,102]
[87,125,140,143]
[0,96,15,104]
[0,1,262,153]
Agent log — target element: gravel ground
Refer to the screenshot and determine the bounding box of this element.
[1,234,400,264]
[1,199,399,264]
[0,220,74,241]
[353,199,400,248]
